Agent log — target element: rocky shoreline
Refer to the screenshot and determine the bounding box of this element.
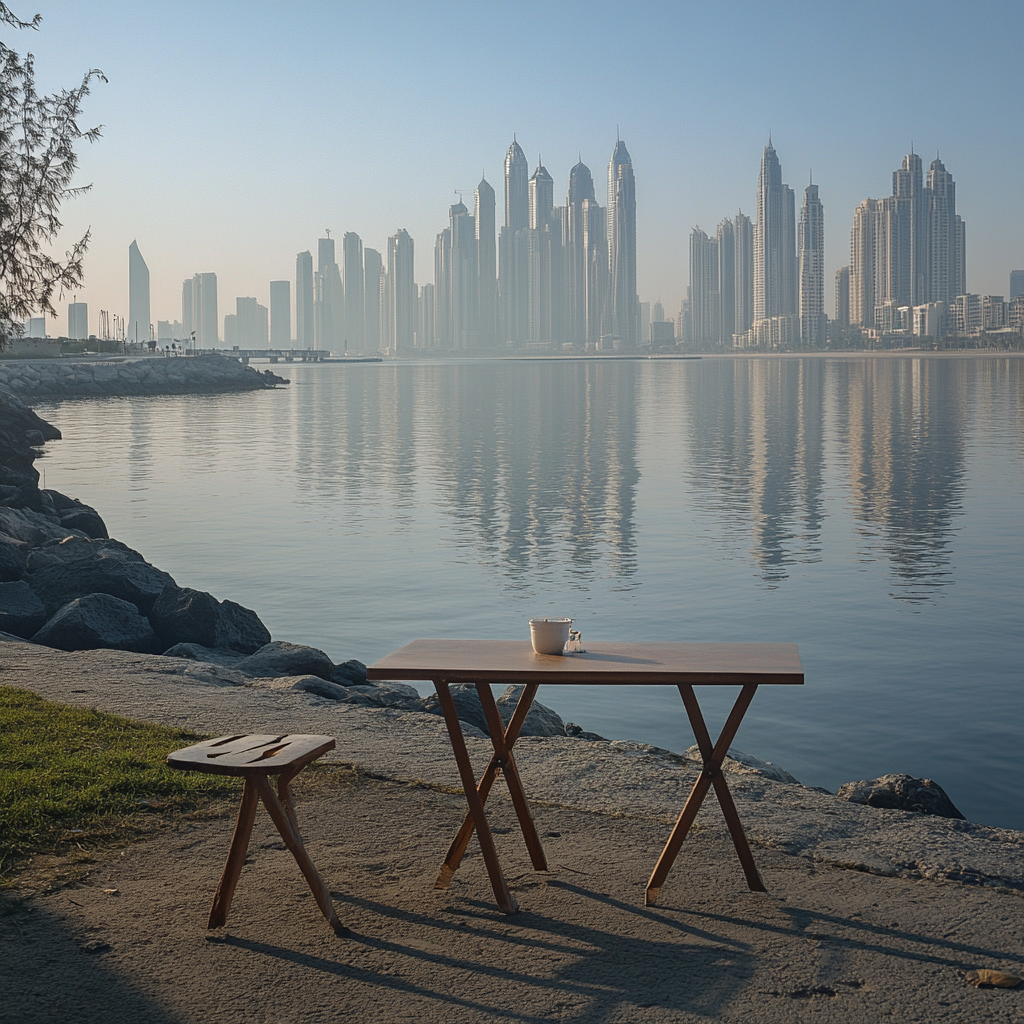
[3,383,1021,893]
[0,352,288,399]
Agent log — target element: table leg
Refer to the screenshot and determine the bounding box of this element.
[252,775,345,935]
[645,683,764,906]
[436,683,542,886]
[433,681,518,914]
[475,683,548,873]
[208,776,259,929]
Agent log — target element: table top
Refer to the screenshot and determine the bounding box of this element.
[367,640,803,686]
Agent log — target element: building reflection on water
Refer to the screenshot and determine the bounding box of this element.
[681,356,996,601]
[284,355,1018,603]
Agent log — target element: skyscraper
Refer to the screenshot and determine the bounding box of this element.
[689,227,719,349]
[527,159,555,343]
[295,251,314,348]
[499,137,530,347]
[850,199,878,327]
[192,273,218,347]
[753,140,796,323]
[236,297,259,348]
[386,229,415,353]
[128,240,150,344]
[315,237,343,352]
[1011,271,1024,299]
[181,279,194,342]
[270,280,290,347]
[566,159,596,345]
[434,228,451,348]
[607,138,638,344]
[475,176,496,347]
[835,267,851,328]
[733,211,754,339]
[67,301,88,340]
[363,248,382,351]
[504,136,528,231]
[342,232,364,352]
[449,202,477,349]
[798,182,826,347]
[717,218,735,346]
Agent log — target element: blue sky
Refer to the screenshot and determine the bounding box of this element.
[16,0,1024,333]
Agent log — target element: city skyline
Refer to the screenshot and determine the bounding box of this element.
[16,1,1023,334]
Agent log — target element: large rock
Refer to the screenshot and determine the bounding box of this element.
[836,774,965,819]
[329,659,367,686]
[0,506,78,546]
[27,556,176,616]
[147,585,271,655]
[161,642,244,666]
[57,507,108,539]
[31,593,161,654]
[24,535,144,572]
[683,745,801,785]
[0,532,26,582]
[420,684,565,736]
[234,641,334,680]
[213,598,272,654]
[496,685,566,737]
[148,586,220,648]
[0,580,47,637]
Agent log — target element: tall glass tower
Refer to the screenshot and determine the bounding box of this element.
[607,139,637,344]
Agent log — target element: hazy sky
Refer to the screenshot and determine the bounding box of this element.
[17,0,1024,336]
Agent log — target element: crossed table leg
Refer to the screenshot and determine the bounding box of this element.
[432,681,548,914]
[433,680,765,913]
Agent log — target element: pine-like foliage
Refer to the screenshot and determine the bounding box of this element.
[0,3,104,348]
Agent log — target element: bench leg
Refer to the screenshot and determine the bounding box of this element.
[252,775,345,935]
[208,777,259,929]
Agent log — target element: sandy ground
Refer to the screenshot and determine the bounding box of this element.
[3,766,1023,1024]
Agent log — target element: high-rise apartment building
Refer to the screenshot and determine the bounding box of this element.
[128,240,150,344]
[434,227,451,348]
[733,211,754,339]
[504,136,529,231]
[753,140,796,324]
[315,237,343,352]
[449,202,477,349]
[607,139,637,344]
[717,219,735,346]
[1010,271,1024,299]
[342,232,364,352]
[386,229,415,353]
[363,248,382,351]
[566,160,596,345]
[689,227,719,349]
[67,301,88,340]
[798,182,825,347]
[236,297,258,348]
[475,177,496,347]
[269,280,290,347]
[295,251,314,349]
[850,151,967,329]
[499,137,530,346]
[835,267,851,328]
[188,273,218,347]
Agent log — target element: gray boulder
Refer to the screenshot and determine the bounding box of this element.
[0,505,79,545]
[338,682,422,711]
[683,745,801,785]
[0,580,47,637]
[58,507,108,539]
[496,685,566,737]
[234,640,334,680]
[215,598,272,654]
[148,586,220,648]
[27,556,176,616]
[836,773,965,819]
[32,593,161,654]
[25,535,144,572]
[329,659,367,686]
[148,585,271,655]
[291,676,352,700]
[161,642,244,666]
[564,722,607,741]
[0,532,26,582]
[421,684,490,733]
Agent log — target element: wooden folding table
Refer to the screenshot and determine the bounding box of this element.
[367,639,802,913]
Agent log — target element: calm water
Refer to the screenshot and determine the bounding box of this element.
[34,355,1024,829]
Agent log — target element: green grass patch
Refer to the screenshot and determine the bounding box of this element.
[0,687,241,881]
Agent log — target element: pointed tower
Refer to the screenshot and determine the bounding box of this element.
[607,139,637,345]
[475,175,496,347]
[128,240,150,345]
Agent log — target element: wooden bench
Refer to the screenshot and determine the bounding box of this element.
[167,733,344,935]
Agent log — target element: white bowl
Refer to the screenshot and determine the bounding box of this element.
[529,617,572,656]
